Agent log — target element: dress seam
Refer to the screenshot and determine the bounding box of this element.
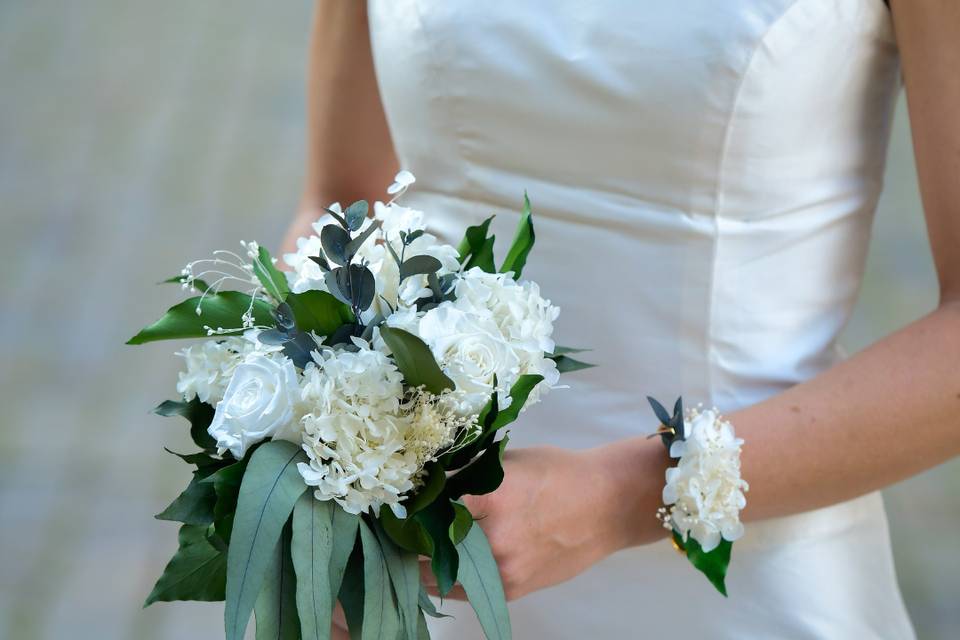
[706,0,806,406]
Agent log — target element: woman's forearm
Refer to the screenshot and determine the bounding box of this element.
[286,1,398,254]
[603,299,960,547]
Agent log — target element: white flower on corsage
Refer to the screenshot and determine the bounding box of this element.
[207,352,302,458]
[658,406,748,552]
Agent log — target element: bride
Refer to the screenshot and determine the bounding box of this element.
[283,2,957,638]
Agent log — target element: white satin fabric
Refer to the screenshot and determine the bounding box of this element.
[367,1,915,637]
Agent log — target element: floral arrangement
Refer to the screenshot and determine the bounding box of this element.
[130,172,591,640]
[648,397,748,595]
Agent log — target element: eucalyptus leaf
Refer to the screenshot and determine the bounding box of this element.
[373,520,420,640]
[144,524,227,606]
[339,546,365,640]
[127,292,273,345]
[252,245,291,302]
[399,255,442,281]
[323,208,349,230]
[344,219,383,260]
[328,507,361,604]
[418,586,449,619]
[291,494,334,640]
[321,225,350,266]
[153,398,217,453]
[499,193,534,279]
[358,519,401,640]
[344,200,369,231]
[348,264,376,312]
[456,524,512,640]
[324,268,352,306]
[254,523,300,640]
[308,254,331,272]
[378,326,454,395]
[225,441,309,640]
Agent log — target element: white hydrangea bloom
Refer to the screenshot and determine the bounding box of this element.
[296,339,460,517]
[661,408,748,552]
[175,337,257,404]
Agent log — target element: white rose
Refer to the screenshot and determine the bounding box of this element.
[417,304,520,416]
[208,353,302,458]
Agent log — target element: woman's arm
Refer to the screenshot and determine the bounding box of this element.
[281,0,398,256]
[440,0,960,602]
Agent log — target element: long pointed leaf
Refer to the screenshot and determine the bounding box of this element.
[252,245,291,302]
[291,494,335,640]
[378,326,453,395]
[127,291,274,345]
[144,524,227,606]
[499,193,534,278]
[358,519,401,640]
[255,523,300,640]
[225,441,308,640]
[373,520,419,640]
[456,525,512,640]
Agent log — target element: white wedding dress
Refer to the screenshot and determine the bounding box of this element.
[367,1,915,637]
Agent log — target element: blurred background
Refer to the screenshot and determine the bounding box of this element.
[0,1,957,638]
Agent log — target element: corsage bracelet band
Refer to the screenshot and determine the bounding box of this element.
[647,397,749,596]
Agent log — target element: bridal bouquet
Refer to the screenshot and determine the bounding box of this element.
[130,172,590,640]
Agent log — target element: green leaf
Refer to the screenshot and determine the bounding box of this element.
[358,519,401,640]
[455,524,512,640]
[379,507,434,557]
[457,216,496,273]
[145,524,227,606]
[378,326,454,395]
[225,441,309,640]
[154,398,217,453]
[285,290,354,336]
[252,245,291,302]
[550,354,595,373]
[127,292,274,345]
[550,345,588,356]
[202,458,249,544]
[674,532,731,597]
[415,501,458,597]
[417,609,430,639]
[328,507,361,604]
[255,522,300,640]
[156,475,217,526]
[163,275,212,293]
[418,586,449,619]
[402,463,446,517]
[291,494,334,640]
[490,375,543,432]
[372,520,420,640]
[338,545,365,640]
[321,225,350,266]
[399,254,442,282]
[448,502,474,546]
[446,437,508,500]
[499,193,534,279]
[344,201,369,231]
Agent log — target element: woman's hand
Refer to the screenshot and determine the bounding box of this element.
[422,442,669,601]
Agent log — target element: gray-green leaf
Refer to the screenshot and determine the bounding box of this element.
[358,519,401,640]
[456,524,512,640]
[373,520,420,640]
[225,441,309,640]
[291,494,335,640]
[254,523,300,640]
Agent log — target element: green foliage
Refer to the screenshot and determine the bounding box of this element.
[155,474,217,526]
[379,507,434,557]
[499,193,535,279]
[338,546,365,640]
[446,437,509,500]
[372,520,420,640]
[290,494,335,640]
[144,524,227,606]
[252,245,291,302]
[456,524,512,640]
[127,291,273,345]
[448,502,474,546]
[162,275,211,293]
[490,375,544,432]
[254,523,301,640]
[457,216,496,273]
[418,586,448,619]
[202,458,248,544]
[402,463,446,517]
[225,441,309,640]
[153,397,217,452]
[344,201,369,232]
[378,326,454,395]
[358,519,401,640]
[415,500,458,597]
[673,532,731,597]
[285,290,354,336]
[549,353,595,374]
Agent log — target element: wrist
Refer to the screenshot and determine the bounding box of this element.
[587,437,671,554]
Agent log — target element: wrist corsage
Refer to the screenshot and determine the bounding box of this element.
[647,397,748,596]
